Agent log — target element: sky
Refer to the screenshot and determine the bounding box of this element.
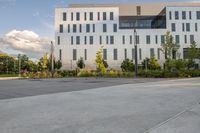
[0,0,199,60]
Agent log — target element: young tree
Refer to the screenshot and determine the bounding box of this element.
[121,59,134,72]
[103,60,108,68]
[95,47,106,75]
[38,53,48,71]
[149,56,161,70]
[77,57,85,69]
[160,31,180,60]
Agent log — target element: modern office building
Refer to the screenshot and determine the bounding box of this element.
[55,2,200,70]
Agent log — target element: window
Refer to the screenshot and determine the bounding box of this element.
[122,36,125,44]
[71,12,73,21]
[146,35,151,44]
[106,36,109,44]
[172,50,176,59]
[99,36,102,45]
[86,24,90,32]
[73,49,77,60]
[89,36,93,44]
[157,48,160,60]
[186,23,190,32]
[155,35,158,44]
[132,48,135,60]
[79,24,82,32]
[175,11,179,20]
[84,49,87,60]
[161,35,165,44]
[89,12,93,20]
[110,12,114,20]
[103,24,107,32]
[59,24,63,33]
[169,11,172,20]
[84,36,87,45]
[182,23,185,32]
[76,36,80,45]
[71,36,73,45]
[171,23,176,32]
[68,24,70,33]
[63,12,67,21]
[175,35,180,44]
[190,35,194,43]
[113,24,117,32]
[136,35,140,44]
[98,12,100,20]
[84,12,87,20]
[130,35,132,44]
[103,12,106,20]
[73,24,76,33]
[110,36,114,44]
[197,11,200,19]
[103,49,107,60]
[150,48,154,58]
[189,11,192,19]
[93,24,95,32]
[182,11,186,20]
[195,23,198,32]
[76,12,80,21]
[59,49,62,61]
[184,35,187,44]
[113,49,118,60]
[139,48,142,60]
[136,6,141,16]
[57,36,60,45]
[124,49,127,59]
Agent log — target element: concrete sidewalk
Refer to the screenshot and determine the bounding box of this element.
[0,78,200,133]
[0,77,20,80]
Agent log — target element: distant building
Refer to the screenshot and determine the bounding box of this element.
[55,2,200,70]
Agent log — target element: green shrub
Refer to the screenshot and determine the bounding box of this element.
[121,59,134,72]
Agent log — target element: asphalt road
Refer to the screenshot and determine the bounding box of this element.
[0,78,167,99]
[0,78,200,133]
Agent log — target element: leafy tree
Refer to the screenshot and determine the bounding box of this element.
[121,58,134,72]
[38,53,48,71]
[103,60,108,68]
[141,58,150,70]
[165,59,187,72]
[77,57,85,69]
[95,47,106,75]
[160,31,180,60]
[186,41,200,69]
[149,56,161,70]
[47,56,62,70]
[0,53,16,73]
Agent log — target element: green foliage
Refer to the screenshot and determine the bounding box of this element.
[95,47,106,75]
[160,31,180,59]
[141,58,150,70]
[165,59,187,72]
[149,56,161,70]
[103,60,108,68]
[0,53,16,73]
[121,58,134,72]
[77,57,85,69]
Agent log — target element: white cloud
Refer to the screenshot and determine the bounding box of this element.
[0,30,52,59]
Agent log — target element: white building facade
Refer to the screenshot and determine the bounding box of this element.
[55,2,200,70]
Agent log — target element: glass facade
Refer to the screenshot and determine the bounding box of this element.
[119,15,166,29]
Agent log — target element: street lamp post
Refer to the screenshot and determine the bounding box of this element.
[134,29,138,78]
[18,54,21,77]
[51,41,54,78]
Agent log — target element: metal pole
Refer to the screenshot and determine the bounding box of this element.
[18,54,21,77]
[134,29,138,78]
[51,41,54,78]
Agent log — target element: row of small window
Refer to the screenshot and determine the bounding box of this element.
[169,11,200,20]
[59,24,118,33]
[57,34,195,45]
[62,12,114,21]
[58,48,161,62]
[171,23,199,32]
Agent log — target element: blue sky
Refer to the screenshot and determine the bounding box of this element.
[0,0,198,59]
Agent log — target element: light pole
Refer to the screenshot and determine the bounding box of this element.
[51,41,54,78]
[134,29,138,78]
[18,54,21,77]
